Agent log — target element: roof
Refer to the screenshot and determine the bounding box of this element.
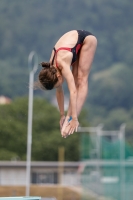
[0,161,81,168]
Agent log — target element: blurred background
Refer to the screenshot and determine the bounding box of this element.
[0,0,133,200]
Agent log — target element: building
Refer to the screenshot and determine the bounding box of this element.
[0,96,11,105]
[0,161,81,186]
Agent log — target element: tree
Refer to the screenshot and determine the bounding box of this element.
[0,97,88,161]
[89,63,133,110]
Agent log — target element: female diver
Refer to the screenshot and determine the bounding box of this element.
[38,30,97,138]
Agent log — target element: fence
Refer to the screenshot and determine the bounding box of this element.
[78,124,133,200]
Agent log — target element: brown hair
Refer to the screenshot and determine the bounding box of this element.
[38,62,58,90]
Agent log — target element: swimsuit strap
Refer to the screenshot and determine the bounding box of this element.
[51,47,71,67]
[51,47,56,65]
[56,47,71,53]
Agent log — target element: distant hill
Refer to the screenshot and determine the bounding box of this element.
[0,0,133,98]
[0,0,133,135]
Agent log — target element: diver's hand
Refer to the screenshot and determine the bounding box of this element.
[59,115,65,130]
[63,118,79,137]
[61,116,70,137]
[67,118,79,135]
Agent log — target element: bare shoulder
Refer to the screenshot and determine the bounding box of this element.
[59,59,72,76]
[57,50,72,70]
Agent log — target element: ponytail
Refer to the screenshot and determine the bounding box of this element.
[40,62,50,68]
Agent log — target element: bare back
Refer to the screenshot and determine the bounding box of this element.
[49,30,78,65]
[55,30,78,49]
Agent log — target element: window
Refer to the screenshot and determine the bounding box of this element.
[32,172,58,184]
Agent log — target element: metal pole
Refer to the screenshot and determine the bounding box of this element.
[96,124,103,199]
[120,123,126,200]
[97,124,104,161]
[58,147,65,200]
[26,51,38,196]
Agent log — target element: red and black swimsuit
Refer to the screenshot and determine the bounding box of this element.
[51,30,93,67]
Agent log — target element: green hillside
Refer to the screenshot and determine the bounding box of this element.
[0,0,133,149]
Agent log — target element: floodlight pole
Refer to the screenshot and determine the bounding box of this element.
[120,123,126,200]
[26,51,38,196]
